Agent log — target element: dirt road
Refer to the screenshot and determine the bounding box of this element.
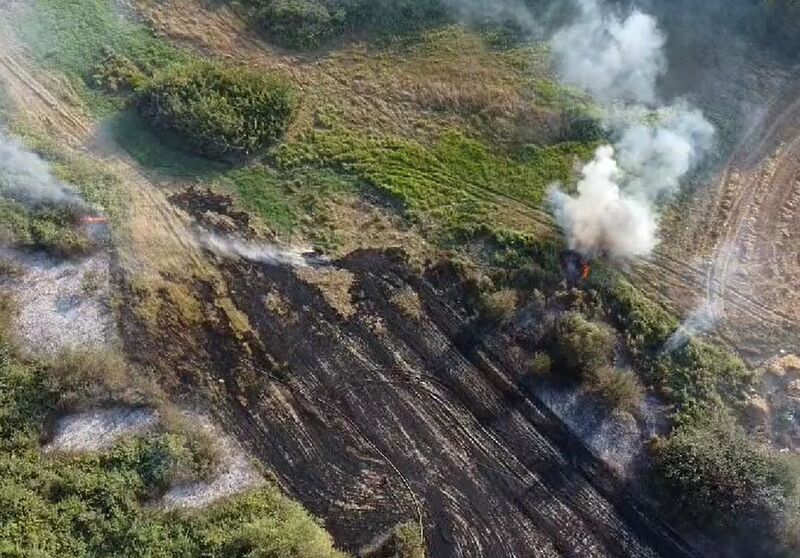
[627,80,800,360]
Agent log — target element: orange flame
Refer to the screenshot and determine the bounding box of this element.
[581,263,591,281]
[80,215,108,225]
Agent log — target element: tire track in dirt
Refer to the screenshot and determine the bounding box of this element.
[183,251,700,558]
[0,43,91,144]
[703,85,800,326]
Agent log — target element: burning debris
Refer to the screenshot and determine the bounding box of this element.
[562,249,592,286]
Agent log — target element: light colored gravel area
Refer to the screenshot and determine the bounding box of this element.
[45,406,158,453]
[0,245,117,355]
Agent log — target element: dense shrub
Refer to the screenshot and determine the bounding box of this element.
[653,419,797,538]
[528,351,552,376]
[340,0,447,32]
[0,200,92,257]
[479,288,518,324]
[555,312,615,378]
[586,366,643,413]
[245,0,448,49]
[254,0,337,49]
[90,50,147,94]
[138,61,297,159]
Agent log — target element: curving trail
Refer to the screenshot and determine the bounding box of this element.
[624,81,800,357]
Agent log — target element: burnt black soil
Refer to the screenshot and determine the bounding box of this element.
[122,247,698,558]
[169,187,253,236]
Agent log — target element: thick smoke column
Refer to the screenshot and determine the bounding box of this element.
[0,130,85,207]
[549,0,714,259]
[617,105,715,201]
[550,146,656,258]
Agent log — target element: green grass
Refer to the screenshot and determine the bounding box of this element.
[219,166,357,234]
[17,0,185,112]
[278,124,595,242]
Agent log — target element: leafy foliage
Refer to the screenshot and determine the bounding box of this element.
[554,312,615,378]
[478,289,518,324]
[278,123,594,242]
[0,199,91,257]
[138,61,297,159]
[254,0,338,48]
[246,0,448,49]
[585,366,643,414]
[653,417,798,544]
[0,340,345,557]
[528,351,552,377]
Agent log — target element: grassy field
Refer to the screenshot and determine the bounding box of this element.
[5,0,800,554]
[17,0,185,112]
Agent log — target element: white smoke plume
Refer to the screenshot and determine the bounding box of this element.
[616,105,715,202]
[550,146,656,258]
[661,299,722,354]
[201,233,314,268]
[551,0,666,105]
[549,1,715,259]
[0,130,85,207]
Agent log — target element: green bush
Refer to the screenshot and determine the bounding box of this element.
[138,61,297,159]
[0,334,346,557]
[340,0,447,32]
[255,0,336,49]
[555,312,615,378]
[90,50,147,94]
[653,418,796,539]
[586,366,643,414]
[246,0,448,48]
[0,200,92,257]
[529,351,552,376]
[479,289,518,325]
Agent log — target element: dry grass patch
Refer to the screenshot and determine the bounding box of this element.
[263,289,295,322]
[296,267,356,318]
[216,296,255,340]
[586,366,644,415]
[479,289,518,325]
[391,286,423,321]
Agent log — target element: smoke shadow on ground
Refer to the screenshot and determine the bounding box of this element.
[98,109,230,179]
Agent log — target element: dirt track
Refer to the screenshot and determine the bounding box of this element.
[627,80,800,360]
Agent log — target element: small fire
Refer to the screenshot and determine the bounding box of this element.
[581,262,591,281]
[80,215,108,226]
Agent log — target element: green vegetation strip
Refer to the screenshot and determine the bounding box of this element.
[0,341,344,557]
[278,124,594,241]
